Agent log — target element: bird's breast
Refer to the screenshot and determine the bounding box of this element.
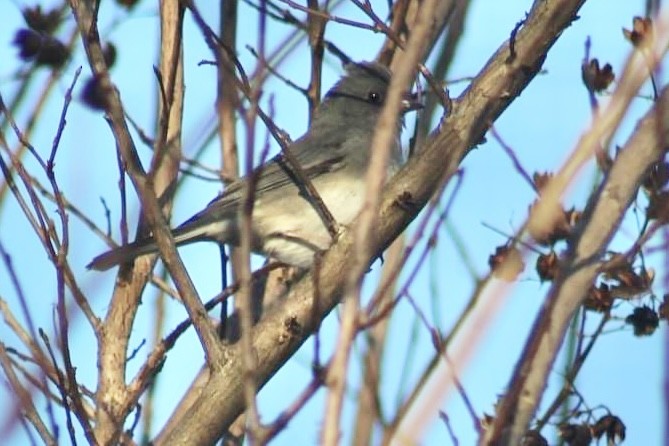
[249,173,368,266]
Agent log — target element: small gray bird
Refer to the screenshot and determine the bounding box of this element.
[88,61,420,271]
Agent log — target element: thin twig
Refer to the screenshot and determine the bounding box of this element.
[0,342,56,446]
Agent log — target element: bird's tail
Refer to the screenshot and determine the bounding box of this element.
[87,222,221,271]
[87,238,160,271]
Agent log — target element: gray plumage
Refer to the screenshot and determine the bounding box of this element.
[88,61,419,271]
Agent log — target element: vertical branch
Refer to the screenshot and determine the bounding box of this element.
[49,69,96,444]
[218,0,239,182]
[377,0,411,65]
[306,0,327,120]
[140,285,167,441]
[67,0,216,444]
[415,0,471,140]
[323,1,436,443]
[217,0,240,332]
[352,2,424,436]
[234,2,269,437]
[151,1,185,203]
[352,239,403,445]
[2,71,102,440]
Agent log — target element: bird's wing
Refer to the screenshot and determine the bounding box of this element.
[176,137,348,228]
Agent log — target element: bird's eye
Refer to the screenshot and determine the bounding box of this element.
[367,91,382,103]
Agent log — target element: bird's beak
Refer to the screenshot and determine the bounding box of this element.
[401,91,423,113]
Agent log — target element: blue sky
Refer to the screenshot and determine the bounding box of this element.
[0,0,665,444]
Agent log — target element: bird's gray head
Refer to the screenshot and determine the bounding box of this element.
[314,61,419,129]
[324,61,391,108]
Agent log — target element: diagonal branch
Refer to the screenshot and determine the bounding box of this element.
[486,18,669,442]
[323,0,442,442]
[156,0,589,444]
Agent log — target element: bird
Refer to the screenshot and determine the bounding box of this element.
[88,61,421,271]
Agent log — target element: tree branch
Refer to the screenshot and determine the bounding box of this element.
[486,24,669,442]
[156,0,588,443]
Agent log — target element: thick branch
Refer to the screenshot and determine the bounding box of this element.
[157,0,588,444]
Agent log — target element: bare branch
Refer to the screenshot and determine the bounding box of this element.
[488,31,669,443]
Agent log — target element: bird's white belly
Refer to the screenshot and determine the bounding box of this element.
[252,175,367,267]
